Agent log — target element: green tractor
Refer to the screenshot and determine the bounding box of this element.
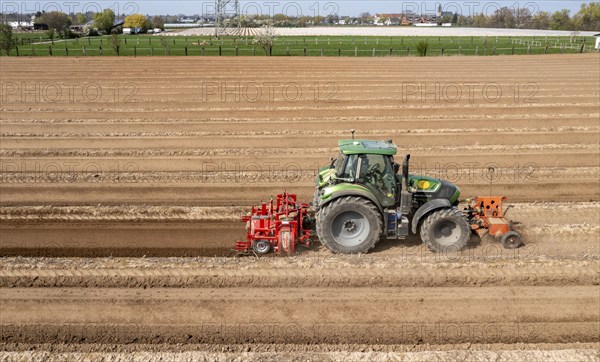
[237,136,521,256]
[314,138,473,254]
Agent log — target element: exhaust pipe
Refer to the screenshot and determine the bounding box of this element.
[400,154,412,215]
[402,154,410,190]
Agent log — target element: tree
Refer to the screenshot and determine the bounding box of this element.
[297,16,311,27]
[550,9,572,30]
[74,13,87,25]
[491,7,516,28]
[513,8,532,28]
[0,24,12,55]
[94,9,115,34]
[472,13,488,27]
[152,16,164,30]
[272,13,289,24]
[456,15,471,27]
[325,14,339,24]
[359,12,371,24]
[124,14,149,31]
[241,15,255,27]
[165,15,178,23]
[573,2,600,31]
[253,23,276,55]
[530,11,551,29]
[38,11,71,38]
[416,40,428,56]
[440,15,453,24]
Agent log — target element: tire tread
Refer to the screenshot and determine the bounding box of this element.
[420,207,470,253]
[316,196,382,254]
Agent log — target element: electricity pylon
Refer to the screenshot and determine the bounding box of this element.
[214,0,240,37]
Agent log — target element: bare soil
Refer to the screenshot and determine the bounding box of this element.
[0,55,598,359]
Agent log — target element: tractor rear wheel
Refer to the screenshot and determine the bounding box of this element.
[420,207,470,253]
[316,196,382,254]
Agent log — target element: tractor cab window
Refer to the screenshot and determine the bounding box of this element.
[338,154,358,179]
[334,152,346,176]
[357,154,396,201]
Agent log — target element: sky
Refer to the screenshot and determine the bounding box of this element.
[2,1,588,17]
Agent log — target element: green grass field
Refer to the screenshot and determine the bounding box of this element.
[6,32,596,57]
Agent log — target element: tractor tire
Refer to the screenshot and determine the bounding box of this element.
[500,231,523,249]
[316,196,383,254]
[419,207,470,253]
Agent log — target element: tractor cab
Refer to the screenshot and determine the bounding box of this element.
[327,139,399,207]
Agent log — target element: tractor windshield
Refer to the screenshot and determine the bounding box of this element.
[335,153,359,179]
[334,152,345,176]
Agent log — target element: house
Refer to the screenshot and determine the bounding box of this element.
[84,19,124,31]
[8,21,33,29]
[178,17,197,23]
[387,17,401,26]
[375,13,415,26]
[70,24,85,32]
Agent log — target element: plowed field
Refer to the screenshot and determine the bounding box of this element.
[1,55,598,360]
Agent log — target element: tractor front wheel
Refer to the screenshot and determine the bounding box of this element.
[316,196,383,254]
[420,207,470,253]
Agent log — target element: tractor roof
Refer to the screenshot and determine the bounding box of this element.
[338,139,398,155]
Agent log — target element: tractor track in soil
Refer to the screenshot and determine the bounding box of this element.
[1,257,599,288]
[1,201,598,257]
[0,257,599,346]
[0,256,599,348]
[2,56,599,206]
[0,286,598,345]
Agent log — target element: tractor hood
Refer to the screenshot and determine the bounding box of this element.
[317,168,460,205]
[408,174,461,204]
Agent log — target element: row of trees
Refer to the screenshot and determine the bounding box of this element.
[239,14,358,27]
[123,14,165,31]
[31,10,165,39]
[457,3,599,31]
[248,3,598,30]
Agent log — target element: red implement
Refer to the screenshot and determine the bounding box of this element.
[236,192,311,255]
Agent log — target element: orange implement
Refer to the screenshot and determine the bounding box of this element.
[467,196,521,248]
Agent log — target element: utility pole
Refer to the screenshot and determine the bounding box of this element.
[214,0,240,37]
